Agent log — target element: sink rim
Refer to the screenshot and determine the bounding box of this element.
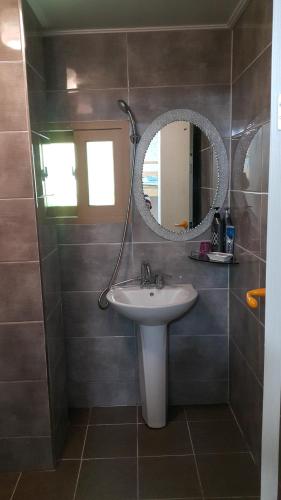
[106,283,198,311]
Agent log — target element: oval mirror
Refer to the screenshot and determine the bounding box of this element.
[134,109,229,241]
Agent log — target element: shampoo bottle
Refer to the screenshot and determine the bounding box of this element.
[211,207,223,252]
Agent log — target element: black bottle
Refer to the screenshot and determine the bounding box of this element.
[211,207,223,252]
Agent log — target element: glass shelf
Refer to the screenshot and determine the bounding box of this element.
[189,251,239,265]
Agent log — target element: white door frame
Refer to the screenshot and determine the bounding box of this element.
[261,0,281,498]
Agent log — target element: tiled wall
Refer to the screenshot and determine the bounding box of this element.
[229,0,272,467]
[0,0,54,470]
[44,29,231,406]
[22,0,68,459]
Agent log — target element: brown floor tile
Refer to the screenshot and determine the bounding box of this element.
[69,408,90,425]
[138,406,186,424]
[189,419,248,453]
[0,472,20,500]
[139,455,201,499]
[90,406,137,424]
[197,453,260,497]
[138,422,192,456]
[185,404,233,421]
[84,424,137,458]
[62,426,86,459]
[76,458,137,500]
[13,461,79,500]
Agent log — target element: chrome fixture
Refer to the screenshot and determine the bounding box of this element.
[141,262,166,290]
[98,100,140,310]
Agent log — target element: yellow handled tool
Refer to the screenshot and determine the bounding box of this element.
[246,288,266,309]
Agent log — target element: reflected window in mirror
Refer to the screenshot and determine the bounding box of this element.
[142,121,218,233]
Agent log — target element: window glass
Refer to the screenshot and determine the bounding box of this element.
[86,141,115,206]
[41,143,77,207]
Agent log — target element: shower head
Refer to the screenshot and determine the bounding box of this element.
[118,99,131,114]
[117,99,140,144]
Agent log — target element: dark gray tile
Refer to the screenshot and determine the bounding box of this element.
[197,453,260,497]
[139,455,201,499]
[261,121,270,193]
[62,426,86,459]
[231,191,261,257]
[169,379,228,406]
[169,289,228,336]
[0,381,50,437]
[84,424,137,458]
[14,460,79,500]
[47,88,129,123]
[233,0,272,80]
[59,243,133,291]
[68,378,139,407]
[128,30,230,87]
[0,471,20,500]
[67,337,137,382]
[0,63,28,131]
[57,223,131,244]
[230,340,263,467]
[0,132,33,199]
[189,419,247,453]
[169,336,228,381]
[259,261,266,325]
[69,408,90,425]
[62,291,134,338]
[0,263,43,322]
[0,199,39,262]
[130,84,230,138]
[230,246,261,321]
[232,48,271,137]
[133,242,228,289]
[0,436,53,471]
[27,66,46,131]
[185,404,232,421]
[38,222,58,259]
[22,0,45,78]
[0,322,46,380]
[0,0,21,61]
[138,421,192,456]
[41,250,61,318]
[76,458,137,500]
[44,34,127,90]
[138,405,186,424]
[230,292,264,384]
[90,406,136,424]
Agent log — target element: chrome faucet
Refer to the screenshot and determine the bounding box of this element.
[141,262,153,287]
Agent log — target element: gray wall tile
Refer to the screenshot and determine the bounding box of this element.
[0,133,33,199]
[0,63,28,131]
[169,379,228,406]
[0,381,51,437]
[231,191,261,257]
[0,0,22,61]
[0,323,47,381]
[128,30,230,87]
[169,289,228,336]
[57,223,131,244]
[0,263,43,322]
[68,379,139,407]
[41,250,61,318]
[62,291,134,338]
[44,33,127,90]
[0,437,53,472]
[0,199,39,262]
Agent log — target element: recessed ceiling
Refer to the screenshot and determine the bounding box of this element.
[27,0,246,32]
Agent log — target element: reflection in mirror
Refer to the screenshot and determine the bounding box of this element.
[142,121,218,233]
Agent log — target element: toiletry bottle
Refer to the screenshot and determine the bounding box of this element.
[224,208,232,252]
[225,225,235,255]
[211,207,223,252]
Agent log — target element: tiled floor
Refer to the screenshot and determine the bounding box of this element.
[0,405,260,500]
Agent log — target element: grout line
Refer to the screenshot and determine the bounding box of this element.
[72,408,91,500]
[230,188,268,195]
[228,404,254,460]
[235,242,266,264]
[9,472,22,500]
[230,289,265,328]
[232,42,272,85]
[184,408,205,500]
[26,61,46,83]
[229,337,263,389]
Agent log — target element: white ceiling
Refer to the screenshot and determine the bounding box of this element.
[27,0,247,32]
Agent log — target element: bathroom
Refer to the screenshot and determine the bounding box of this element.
[0,0,279,498]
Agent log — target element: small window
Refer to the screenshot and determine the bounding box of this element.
[86,141,115,206]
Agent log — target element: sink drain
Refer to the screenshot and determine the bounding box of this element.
[150,292,154,297]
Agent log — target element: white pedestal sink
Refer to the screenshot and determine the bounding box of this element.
[107,284,198,428]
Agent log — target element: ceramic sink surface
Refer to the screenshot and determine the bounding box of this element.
[107,284,198,325]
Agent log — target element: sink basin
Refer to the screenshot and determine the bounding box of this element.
[107,284,198,325]
[107,283,198,429]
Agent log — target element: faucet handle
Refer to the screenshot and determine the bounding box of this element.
[155,273,165,289]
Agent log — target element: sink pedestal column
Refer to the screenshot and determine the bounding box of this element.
[138,324,167,428]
